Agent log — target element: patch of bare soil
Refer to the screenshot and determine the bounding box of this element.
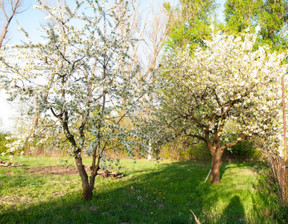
[26,166,124,178]
[26,166,80,175]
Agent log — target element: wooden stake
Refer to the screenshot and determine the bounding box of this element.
[281,75,287,204]
[281,76,287,162]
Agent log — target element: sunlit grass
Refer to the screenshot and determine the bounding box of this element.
[0,156,285,223]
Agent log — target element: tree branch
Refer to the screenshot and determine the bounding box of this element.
[220,135,247,151]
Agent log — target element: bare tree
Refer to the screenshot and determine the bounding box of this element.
[115,1,172,160]
[0,0,24,48]
[138,2,172,160]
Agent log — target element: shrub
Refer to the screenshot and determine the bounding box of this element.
[160,136,261,162]
[223,139,262,162]
[159,138,211,161]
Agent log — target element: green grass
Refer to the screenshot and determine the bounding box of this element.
[0,156,286,224]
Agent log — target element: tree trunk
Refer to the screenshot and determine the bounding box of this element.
[210,148,223,184]
[147,141,152,161]
[75,157,93,201]
[82,185,93,201]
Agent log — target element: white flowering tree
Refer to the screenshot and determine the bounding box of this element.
[0,0,145,200]
[153,32,288,184]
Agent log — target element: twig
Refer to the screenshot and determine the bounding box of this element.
[190,209,201,224]
[66,163,73,169]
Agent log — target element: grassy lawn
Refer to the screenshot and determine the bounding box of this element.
[0,156,286,224]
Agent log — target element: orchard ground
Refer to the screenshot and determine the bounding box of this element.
[0,156,287,224]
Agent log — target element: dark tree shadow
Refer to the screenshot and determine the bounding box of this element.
[218,195,245,224]
[0,161,208,224]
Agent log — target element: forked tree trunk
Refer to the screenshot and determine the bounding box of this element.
[75,157,94,201]
[210,148,223,184]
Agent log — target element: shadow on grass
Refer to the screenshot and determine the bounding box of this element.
[0,161,279,224]
[218,196,245,224]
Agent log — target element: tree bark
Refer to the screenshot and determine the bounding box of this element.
[75,156,93,201]
[82,184,93,201]
[210,148,223,184]
[147,140,152,160]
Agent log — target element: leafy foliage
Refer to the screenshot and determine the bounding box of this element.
[164,0,216,50]
[258,0,288,47]
[224,0,261,33]
[224,0,288,48]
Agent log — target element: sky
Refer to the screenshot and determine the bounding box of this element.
[0,0,226,132]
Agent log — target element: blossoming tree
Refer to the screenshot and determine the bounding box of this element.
[0,0,145,200]
[154,32,288,184]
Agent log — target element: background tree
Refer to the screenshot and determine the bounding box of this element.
[0,0,146,200]
[152,32,287,184]
[164,0,216,50]
[224,0,261,33]
[258,0,288,47]
[224,0,288,47]
[0,0,24,48]
[134,2,171,160]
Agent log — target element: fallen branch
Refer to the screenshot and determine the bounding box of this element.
[0,160,24,167]
[97,169,124,178]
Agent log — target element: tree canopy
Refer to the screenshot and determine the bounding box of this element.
[0,0,147,200]
[150,31,287,183]
[164,0,216,50]
[224,0,288,48]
